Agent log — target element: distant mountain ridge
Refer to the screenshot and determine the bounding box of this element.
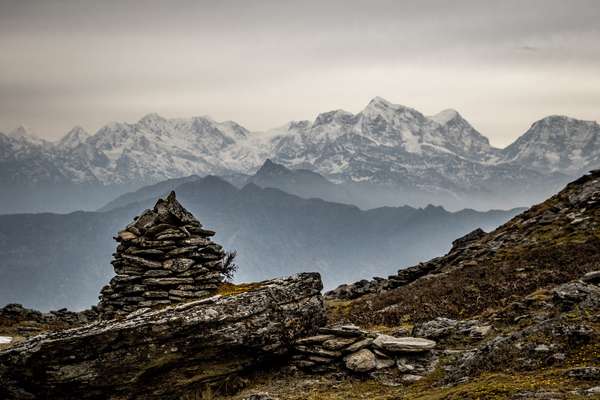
[2,97,599,212]
[0,175,521,310]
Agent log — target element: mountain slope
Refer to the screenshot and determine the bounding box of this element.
[244,159,355,205]
[0,176,519,310]
[268,97,496,179]
[57,126,90,149]
[502,115,600,174]
[329,169,600,324]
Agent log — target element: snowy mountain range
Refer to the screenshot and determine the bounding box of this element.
[1,97,599,212]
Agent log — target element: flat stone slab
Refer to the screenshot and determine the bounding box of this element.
[372,334,436,353]
[0,336,12,344]
[344,338,373,353]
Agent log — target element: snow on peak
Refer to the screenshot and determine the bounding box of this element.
[255,158,288,176]
[9,125,34,139]
[501,115,600,174]
[58,126,90,149]
[314,109,354,126]
[368,96,393,107]
[8,125,47,145]
[139,112,168,127]
[361,97,424,122]
[430,109,460,125]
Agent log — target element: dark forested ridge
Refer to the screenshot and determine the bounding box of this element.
[0,176,520,310]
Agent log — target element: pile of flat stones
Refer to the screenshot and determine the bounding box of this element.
[292,324,437,382]
[97,191,228,319]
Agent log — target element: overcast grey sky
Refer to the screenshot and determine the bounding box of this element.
[0,0,599,147]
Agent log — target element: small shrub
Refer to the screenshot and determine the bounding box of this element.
[222,250,238,280]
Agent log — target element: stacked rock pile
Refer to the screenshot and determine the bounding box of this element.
[98,191,231,319]
[292,324,437,382]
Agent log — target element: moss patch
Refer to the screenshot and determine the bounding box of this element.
[216,282,262,297]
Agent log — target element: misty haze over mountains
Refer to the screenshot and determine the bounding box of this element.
[0,174,521,310]
[1,97,599,214]
[1,97,597,310]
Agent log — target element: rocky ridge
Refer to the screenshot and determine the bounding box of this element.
[97,191,232,318]
[326,170,600,315]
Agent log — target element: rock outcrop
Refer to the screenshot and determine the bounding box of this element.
[0,273,325,400]
[98,191,232,318]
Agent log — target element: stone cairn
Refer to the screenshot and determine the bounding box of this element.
[98,191,230,319]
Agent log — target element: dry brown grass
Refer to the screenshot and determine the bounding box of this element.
[346,238,600,326]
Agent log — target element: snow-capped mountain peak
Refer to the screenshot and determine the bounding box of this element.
[3,98,600,211]
[10,125,37,141]
[501,115,600,174]
[58,126,90,149]
[8,125,49,146]
[9,125,33,139]
[361,97,424,121]
[430,109,460,125]
[138,112,168,127]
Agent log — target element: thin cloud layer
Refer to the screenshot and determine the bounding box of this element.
[0,0,599,146]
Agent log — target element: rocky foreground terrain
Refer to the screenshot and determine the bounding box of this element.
[2,172,600,399]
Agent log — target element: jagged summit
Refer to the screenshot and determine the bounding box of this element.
[58,126,90,149]
[9,125,33,139]
[313,109,354,126]
[429,109,460,125]
[137,112,169,129]
[8,125,46,145]
[361,96,424,119]
[502,115,600,174]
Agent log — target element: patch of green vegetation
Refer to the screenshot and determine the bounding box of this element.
[216,282,262,297]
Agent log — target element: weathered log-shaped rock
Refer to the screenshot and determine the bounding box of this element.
[0,273,325,400]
